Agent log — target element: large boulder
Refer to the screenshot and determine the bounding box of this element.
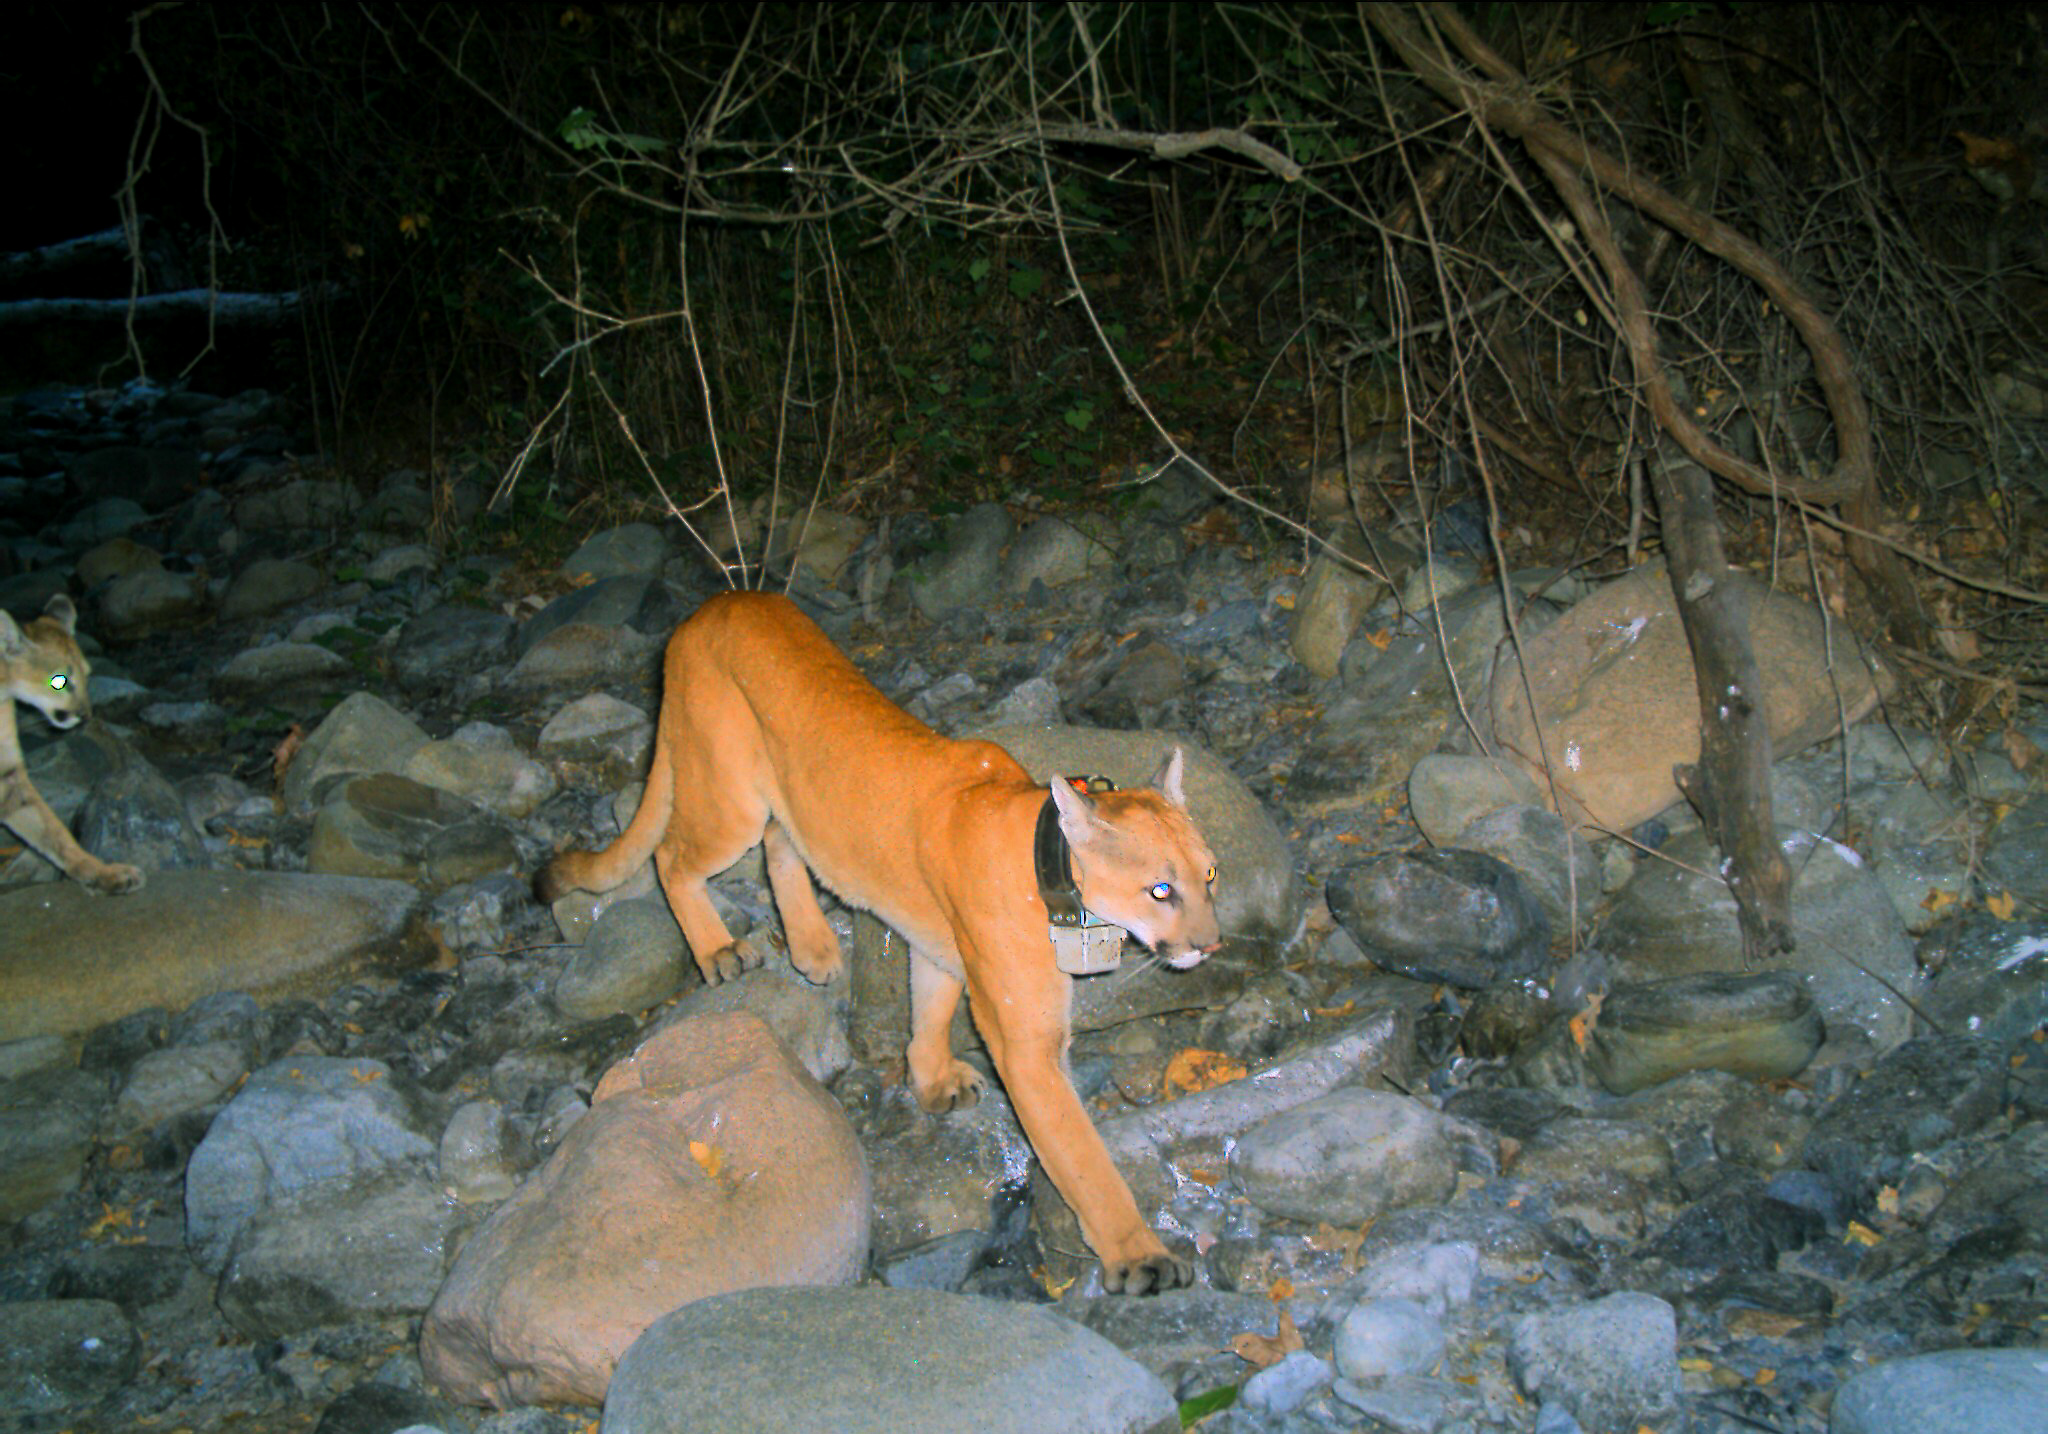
[421,1012,869,1408]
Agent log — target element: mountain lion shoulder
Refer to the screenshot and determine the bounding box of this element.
[539,591,1221,1293]
[2,594,144,894]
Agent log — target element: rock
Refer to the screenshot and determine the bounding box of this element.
[0,1299,138,1416]
[439,1099,526,1204]
[1332,1374,1483,1432]
[1001,516,1113,593]
[1842,723,1948,785]
[365,542,436,582]
[507,621,661,691]
[404,723,558,819]
[184,1055,439,1275]
[1802,1035,2009,1204]
[972,724,1300,945]
[0,1033,73,1083]
[277,692,433,810]
[1864,783,1971,935]
[213,640,356,702]
[520,576,685,653]
[215,1170,459,1338]
[765,509,870,586]
[1350,1241,1480,1316]
[1916,914,2048,1044]
[1230,1089,1464,1225]
[1289,552,1383,680]
[603,1286,1176,1434]
[1643,1177,1823,1273]
[46,1244,192,1310]
[1078,639,1185,729]
[1981,793,2048,915]
[220,557,324,621]
[64,497,152,548]
[1240,1349,1335,1415]
[1325,850,1548,988]
[98,566,209,639]
[1513,1116,1673,1185]
[554,898,687,1022]
[907,502,1012,621]
[1602,827,1919,1051]
[1454,804,1602,936]
[393,605,516,692]
[535,691,653,774]
[1407,753,1546,846]
[112,1040,247,1131]
[0,1068,105,1221]
[69,444,198,507]
[1289,586,1517,815]
[562,522,670,581]
[0,870,425,1044]
[876,1230,991,1291]
[75,534,161,588]
[865,1086,1033,1260]
[654,966,852,1085]
[420,1013,868,1407]
[75,758,212,872]
[1334,1297,1445,1380]
[234,478,354,530]
[309,773,521,887]
[1507,1293,1679,1432]
[983,675,1063,727]
[1490,562,1888,831]
[312,1381,461,1434]
[1586,972,1822,1095]
[1060,1287,1308,1376]
[1831,1347,2048,1434]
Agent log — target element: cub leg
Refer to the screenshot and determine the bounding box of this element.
[654,832,764,987]
[762,821,842,985]
[1,772,143,894]
[907,955,984,1112]
[973,963,1191,1296]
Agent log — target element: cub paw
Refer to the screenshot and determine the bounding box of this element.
[1102,1250,1193,1296]
[698,937,766,986]
[913,1060,984,1114]
[91,864,145,896]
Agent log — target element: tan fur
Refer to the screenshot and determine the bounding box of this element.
[540,592,1222,1293]
[1,595,144,894]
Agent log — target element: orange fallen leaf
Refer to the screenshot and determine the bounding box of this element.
[1162,1048,1248,1096]
[1845,1220,1882,1246]
[271,723,306,788]
[1363,627,1392,650]
[1181,1167,1221,1186]
[689,1140,725,1178]
[351,1066,382,1084]
[86,1202,137,1240]
[2005,726,2043,775]
[1921,887,1957,915]
[1033,1265,1075,1298]
[1229,1310,1304,1369]
[1335,831,1366,845]
[1569,991,1605,1050]
[1268,1277,1295,1301]
[1876,1185,1900,1217]
[1679,1356,1716,1373]
[1987,890,2018,920]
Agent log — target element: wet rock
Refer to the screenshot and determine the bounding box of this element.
[1831,1348,2048,1434]
[553,897,687,1022]
[875,1229,991,1291]
[0,1067,105,1220]
[975,723,1300,944]
[1334,1297,1445,1379]
[421,1013,868,1407]
[309,773,521,887]
[1231,1089,1463,1225]
[605,1287,1176,1434]
[1602,826,1919,1052]
[1325,849,1548,988]
[0,1299,138,1416]
[0,870,425,1043]
[1489,562,1887,831]
[220,558,324,621]
[1507,1292,1679,1432]
[1585,972,1822,1095]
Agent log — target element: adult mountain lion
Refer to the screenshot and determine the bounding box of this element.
[2,594,144,894]
[539,592,1221,1293]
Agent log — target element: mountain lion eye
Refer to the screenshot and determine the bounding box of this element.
[48,674,68,691]
[1149,882,1172,901]
[1205,865,1216,884]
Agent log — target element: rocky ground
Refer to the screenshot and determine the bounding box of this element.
[1,379,2045,1434]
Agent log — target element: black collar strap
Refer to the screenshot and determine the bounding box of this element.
[1034,795,1085,928]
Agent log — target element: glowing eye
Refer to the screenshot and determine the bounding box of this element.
[1205,865,1216,884]
[48,674,68,691]
[1149,882,1172,901]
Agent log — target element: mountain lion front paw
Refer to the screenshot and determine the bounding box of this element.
[697,937,765,985]
[914,1059,984,1114]
[1102,1250,1193,1296]
[90,863,145,895]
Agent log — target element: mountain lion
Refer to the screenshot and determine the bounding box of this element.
[2,594,144,894]
[539,592,1221,1293]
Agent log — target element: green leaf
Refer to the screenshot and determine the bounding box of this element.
[968,341,995,364]
[968,257,992,283]
[1178,1385,1239,1426]
[1062,402,1094,432]
[1031,445,1059,468]
[1008,266,1046,299]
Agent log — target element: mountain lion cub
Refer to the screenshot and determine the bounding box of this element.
[539,592,1222,1293]
[2,594,144,894]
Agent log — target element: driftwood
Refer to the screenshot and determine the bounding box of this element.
[0,228,134,288]
[0,289,312,328]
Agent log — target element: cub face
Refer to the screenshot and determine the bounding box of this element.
[3,595,92,730]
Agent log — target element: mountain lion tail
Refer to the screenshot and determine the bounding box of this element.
[534,740,674,905]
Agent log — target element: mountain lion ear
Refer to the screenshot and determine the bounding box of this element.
[42,594,78,636]
[1149,747,1187,809]
[0,611,22,657]
[1049,774,1101,840]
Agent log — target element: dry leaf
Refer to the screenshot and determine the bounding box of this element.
[270,723,306,788]
[1182,1167,1221,1186]
[688,1140,725,1178]
[1363,627,1392,651]
[1755,1368,1777,1386]
[85,1202,136,1240]
[351,1066,381,1084]
[1986,890,2018,921]
[1876,1185,1901,1217]
[1162,1048,1248,1096]
[1845,1220,1882,1247]
[1678,1357,1716,1373]
[1229,1310,1305,1369]
[2005,726,2044,775]
[1935,626,1983,662]
[1725,1308,1807,1339]
[1268,1277,1295,1301]
[1273,592,1297,610]
[1033,1265,1075,1299]
[1313,1000,1357,1019]
[1568,991,1605,1050]
[1921,887,1958,916]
